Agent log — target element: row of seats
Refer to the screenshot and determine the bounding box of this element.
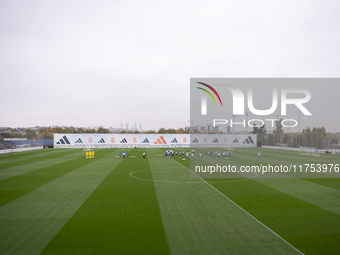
[35,140,54,146]
[1,140,54,149]
[26,140,38,146]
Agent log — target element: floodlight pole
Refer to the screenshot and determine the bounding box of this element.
[316,130,317,149]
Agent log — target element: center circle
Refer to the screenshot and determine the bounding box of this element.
[129,167,257,183]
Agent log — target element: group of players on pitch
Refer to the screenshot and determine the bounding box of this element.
[119,151,147,159]
[117,149,234,160]
[165,149,232,160]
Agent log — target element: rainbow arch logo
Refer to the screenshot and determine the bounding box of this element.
[196,82,222,106]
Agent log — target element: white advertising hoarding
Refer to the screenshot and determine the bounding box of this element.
[53,134,256,148]
[190,134,257,147]
[54,134,190,148]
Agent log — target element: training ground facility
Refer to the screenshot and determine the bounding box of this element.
[0,135,339,254]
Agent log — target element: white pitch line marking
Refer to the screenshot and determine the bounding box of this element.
[171,158,304,255]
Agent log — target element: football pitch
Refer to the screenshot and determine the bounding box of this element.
[0,148,339,254]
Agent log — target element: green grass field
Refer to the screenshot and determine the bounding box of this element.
[0,148,339,254]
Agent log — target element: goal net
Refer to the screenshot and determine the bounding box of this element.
[300,147,321,157]
[224,147,234,151]
[276,143,288,150]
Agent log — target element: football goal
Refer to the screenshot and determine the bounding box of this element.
[276,143,288,150]
[300,147,321,157]
[224,147,234,151]
[83,146,94,152]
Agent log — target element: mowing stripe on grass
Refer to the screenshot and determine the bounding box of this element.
[0,148,48,159]
[0,149,79,171]
[40,148,169,255]
[205,176,340,255]
[254,178,340,216]
[0,149,69,165]
[0,150,108,208]
[196,148,338,179]
[303,178,340,191]
[195,149,340,216]
[190,147,340,254]
[0,149,84,181]
[147,149,302,255]
[0,149,119,255]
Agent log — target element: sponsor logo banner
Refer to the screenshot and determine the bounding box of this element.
[54,134,190,147]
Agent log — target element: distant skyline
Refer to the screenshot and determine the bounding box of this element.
[1,1,340,131]
[0,123,148,132]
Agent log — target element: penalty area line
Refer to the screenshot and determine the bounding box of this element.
[171,159,304,255]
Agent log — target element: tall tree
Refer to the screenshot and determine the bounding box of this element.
[256,124,267,144]
[166,128,176,134]
[158,128,166,134]
[54,127,64,133]
[176,128,184,134]
[86,129,97,133]
[98,127,110,133]
[259,124,267,134]
[25,129,37,140]
[301,127,312,147]
[192,129,201,134]
[63,127,74,133]
[310,127,326,149]
[183,129,191,134]
[273,119,284,144]
[42,128,55,139]
[146,130,156,134]
[252,123,259,134]
[76,128,86,133]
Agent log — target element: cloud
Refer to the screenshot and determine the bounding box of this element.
[1,0,339,131]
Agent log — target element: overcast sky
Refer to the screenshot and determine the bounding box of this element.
[1,0,339,131]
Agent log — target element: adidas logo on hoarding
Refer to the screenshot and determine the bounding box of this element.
[192,138,199,143]
[98,138,105,143]
[232,138,239,143]
[120,138,127,143]
[154,136,167,144]
[171,138,178,143]
[212,138,219,143]
[242,136,254,144]
[142,138,149,143]
[56,135,71,145]
[75,138,83,144]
